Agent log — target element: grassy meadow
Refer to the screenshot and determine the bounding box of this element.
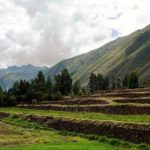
[0,116,128,150]
[1,114,150,150]
[0,107,150,124]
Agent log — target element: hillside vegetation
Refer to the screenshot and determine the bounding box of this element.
[0,88,150,149]
[47,25,150,86]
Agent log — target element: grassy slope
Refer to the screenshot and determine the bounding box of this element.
[1,114,149,150]
[47,25,150,85]
[0,107,150,124]
[0,121,76,146]
[1,143,122,150]
[0,117,127,150]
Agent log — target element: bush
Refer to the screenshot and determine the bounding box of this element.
[8,95,17,106]
[137,144,150,150]
[109,139,121,146]
[129,72,139,89]
[51,91,62,101]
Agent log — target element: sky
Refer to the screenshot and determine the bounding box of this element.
[0,0,149,68]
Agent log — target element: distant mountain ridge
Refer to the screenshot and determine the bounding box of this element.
[1,25,149,89]
[46,24,150,86]
[0,64,48,89]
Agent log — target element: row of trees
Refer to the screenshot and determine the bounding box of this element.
[0,69,85,106]
[0,69,140,106]
[112,72,139,89]
[89,72,139,92]
[0,87,16,106]
[8,69,73,104]
[89,73,109,92]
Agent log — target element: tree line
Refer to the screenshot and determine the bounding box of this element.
[0,69,139,106]
[89,72,139,92]
[0,69,85,106]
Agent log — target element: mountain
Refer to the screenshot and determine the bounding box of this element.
[47,24,150,86]
[0,64,48,89]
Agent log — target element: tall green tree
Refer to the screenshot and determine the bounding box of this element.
[116,78,121,89]
[89,73,97,92]
[8,81,19,96]
[0,86,3,93]
[34,71,45,91]
[73,80,81,95]
[0,86,4,106]
[122,74,129,88]
[103,77,110,90]
[97,74,104,90]
[129,72,139,89]
[45,75,52,93]
[112,81,116,89]
[18,80,30,95]
[55,69,72,95]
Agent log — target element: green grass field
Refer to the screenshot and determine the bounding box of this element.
[1,114,150,150]
[0,143,125,150]
[0,107,150,124]
[0,117,128,150]
[1,121,122,150]
[0,107,150,150]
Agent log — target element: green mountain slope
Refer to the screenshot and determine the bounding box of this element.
[47,25,150,86]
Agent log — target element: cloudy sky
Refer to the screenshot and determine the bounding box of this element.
[0,0,149,68]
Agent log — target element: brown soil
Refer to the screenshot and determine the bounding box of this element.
[0,112,9,119]
[39,99,108,105]
[94,88,150,93]
[113,98,150,104]
[114,88,150,93]
[92,92,150,98]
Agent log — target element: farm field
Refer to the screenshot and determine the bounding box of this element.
[0,118,134,150]
[1,107,150,124]
[0,88,150,149]
[16,88,150,115]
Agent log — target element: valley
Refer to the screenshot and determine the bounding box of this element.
[0,1,149,149]
[0,88,150,149]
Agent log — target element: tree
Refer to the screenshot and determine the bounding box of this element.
[0,89,5,106]
[18,80,30,95]
[110,77,116,89]
[55,69,72,95]
[0,86,3,93]
[53,77,60,93]
[45,75,52,93]
[122,74,129,88]
[73,80,81,95]
[8,95,17,106]
[89,73,97,92]
[89,73,110,92]
[116,78,121,89]
[34,71,45,91]
[81,87,86,95]
[129,72,139,89]
[8,81,19,96]
[96,74,104,90]
[25,88,36,103]
[102,77,110,90]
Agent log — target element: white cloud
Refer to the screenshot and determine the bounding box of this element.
[0,0,149,68]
